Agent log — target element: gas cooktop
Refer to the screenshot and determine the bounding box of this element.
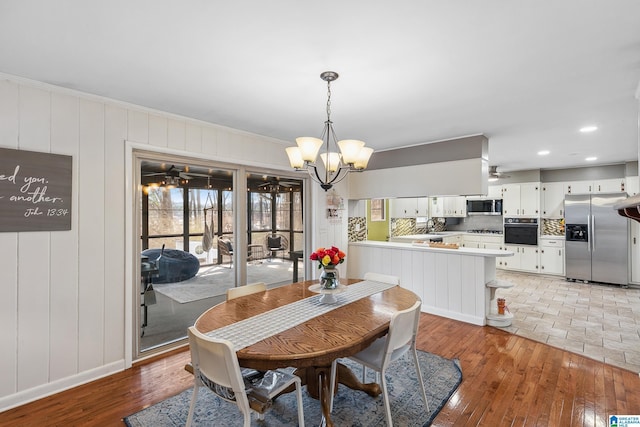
[467,229,503,234]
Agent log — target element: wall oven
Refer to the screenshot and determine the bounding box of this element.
[504,218,538,246]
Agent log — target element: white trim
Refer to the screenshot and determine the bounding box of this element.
[420,304,485,326]
[0,360,125,412]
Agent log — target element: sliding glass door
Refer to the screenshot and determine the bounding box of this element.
[134,152,307,357]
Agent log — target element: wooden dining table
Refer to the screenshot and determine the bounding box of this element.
[194,278,420,426]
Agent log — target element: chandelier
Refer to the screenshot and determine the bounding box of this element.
[286,71,373,191]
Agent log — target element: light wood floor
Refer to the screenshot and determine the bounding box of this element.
[1,313,639,426]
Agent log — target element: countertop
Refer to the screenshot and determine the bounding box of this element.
[349,240,513,258]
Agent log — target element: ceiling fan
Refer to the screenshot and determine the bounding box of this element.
[257,179,300,193]
[488,166,510,181]
[143,165,209,186]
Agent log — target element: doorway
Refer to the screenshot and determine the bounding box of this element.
[134,152,306,356]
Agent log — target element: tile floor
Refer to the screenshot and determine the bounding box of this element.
[494,270,640,374]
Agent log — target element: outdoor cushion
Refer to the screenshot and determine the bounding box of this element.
[141,248,200,284]
[268,236,282,249]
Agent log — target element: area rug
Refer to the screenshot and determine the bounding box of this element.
[153,261,299,304]
[124,350,462,426]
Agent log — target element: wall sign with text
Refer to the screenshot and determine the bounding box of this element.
[0,147,72,232]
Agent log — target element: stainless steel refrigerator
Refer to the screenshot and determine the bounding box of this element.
[565,193,629,285]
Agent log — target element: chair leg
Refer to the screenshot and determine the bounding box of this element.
[362,365,367,383]
[412,348,430,412]
[295,378,305,426]
[380,372,393,427]
[185,384,199,427]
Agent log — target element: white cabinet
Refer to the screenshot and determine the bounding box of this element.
[502,183,539,216]
[390,198,429,218]
[565,179,626,194]
[500,245,539,273]
[416,198,429,217]
[541,182,565,218]
[463,235,482,249]
[482,235,503,251]
[463,234,503,254]
[626,176,639,196]
[539,238,564,276]
[442,196,466,217]
[443,234,463,245]
[429,196,465,217]
[429,197,444,217]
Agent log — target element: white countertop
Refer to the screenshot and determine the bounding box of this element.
[350,240,513,257]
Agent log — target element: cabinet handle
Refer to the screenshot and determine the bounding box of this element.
[559,249,561,256]
[541,249,544,253]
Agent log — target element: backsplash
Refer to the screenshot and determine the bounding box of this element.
[348,217,367,241]
[542,218,564,236]
[390,218,416,237]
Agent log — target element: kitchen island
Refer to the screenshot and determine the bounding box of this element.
[347,240,513,326]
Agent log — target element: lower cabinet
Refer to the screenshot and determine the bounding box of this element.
[500,245,539,273]
[539,238,564,276]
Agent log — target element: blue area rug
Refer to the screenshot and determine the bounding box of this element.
[124,350,462,426]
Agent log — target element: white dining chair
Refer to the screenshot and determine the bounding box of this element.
[186,326,305,427]
[337,300,429,426]
[363,272,400,285]
[226,282,267,300]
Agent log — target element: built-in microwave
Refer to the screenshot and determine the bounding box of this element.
[466,198,503,216]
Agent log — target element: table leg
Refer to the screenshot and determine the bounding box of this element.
[296,362,382,426]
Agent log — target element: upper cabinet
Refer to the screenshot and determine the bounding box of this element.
[541,182,564,218]
[428,196,465,217]
[627,176,639,196]
[502,183,540,217]
[389,197,429,218]
[564,178,625,195]
[443,196,466,217]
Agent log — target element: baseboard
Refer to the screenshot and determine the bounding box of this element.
[0,359,126,412]
[421,304,485,326]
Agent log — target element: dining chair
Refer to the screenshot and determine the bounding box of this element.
[186,327,305,427]
[334,300,429,426]
[363,272,400,285]
[226,282,267,300]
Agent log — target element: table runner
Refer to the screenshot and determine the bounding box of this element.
[205,280,396,350]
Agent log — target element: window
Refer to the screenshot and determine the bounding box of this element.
[371,198,386,221]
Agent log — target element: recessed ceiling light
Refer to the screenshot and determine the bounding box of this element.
[585,156,597,161]
[580,126,598,133]
[537,150,550,156]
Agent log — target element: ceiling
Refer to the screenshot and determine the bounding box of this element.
[1,1,640,173]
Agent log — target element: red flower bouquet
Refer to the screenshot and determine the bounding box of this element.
[309,246,346,268]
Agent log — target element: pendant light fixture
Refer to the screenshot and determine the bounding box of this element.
[286,71,373,191]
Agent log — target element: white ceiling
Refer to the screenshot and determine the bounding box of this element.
[1,1,640,173]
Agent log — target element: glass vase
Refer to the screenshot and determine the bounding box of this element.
[319,265,340,290]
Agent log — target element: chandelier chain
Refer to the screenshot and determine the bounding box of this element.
[326,80,332,123]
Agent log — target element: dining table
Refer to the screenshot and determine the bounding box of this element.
[194,278,420,426]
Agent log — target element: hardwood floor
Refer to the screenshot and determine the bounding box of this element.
[1,313,638,426]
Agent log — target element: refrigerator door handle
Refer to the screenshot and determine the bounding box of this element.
[587,214,592,252]
[591,215,595,251]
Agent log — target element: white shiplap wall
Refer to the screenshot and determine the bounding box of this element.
[0,74,305,410]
